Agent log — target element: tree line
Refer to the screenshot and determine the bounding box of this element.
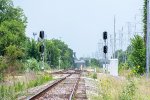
[0,0,74,80]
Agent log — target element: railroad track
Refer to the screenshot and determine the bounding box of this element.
[51,69,80,74]
[28,70,87,100]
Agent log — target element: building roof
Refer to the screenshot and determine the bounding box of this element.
[74,60,85,63]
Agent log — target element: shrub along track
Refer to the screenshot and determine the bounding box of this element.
[28,70,87,100]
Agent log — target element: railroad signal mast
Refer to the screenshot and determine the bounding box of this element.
[39,31,45,70]
[103,31,108,73]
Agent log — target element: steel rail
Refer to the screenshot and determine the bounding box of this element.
[69,74,81,100]
[29,74,71,100]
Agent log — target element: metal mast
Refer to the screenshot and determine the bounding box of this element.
[114,16,116,58]
[146,0,150,79]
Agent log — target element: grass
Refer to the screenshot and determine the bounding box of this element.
[90,70,150,100]
[87,72,97,80]
[27,73,52,88]
[0,73,53,100]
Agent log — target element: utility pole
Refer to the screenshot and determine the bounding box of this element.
[146,0,150,79]
[110,34,113,58]
[121,27,123,50]
[134,15,137,35]
[127,22,131,46]
[114,16,116,59]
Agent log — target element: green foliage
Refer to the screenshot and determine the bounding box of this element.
[114,50,126,65]
[4,45,25,74]
[128,35,146,74]
[131,65,145,76]
[26,39,40,60]
[46,40,60,67]
[93,73,97,79]
[46,39,73,69]
[25,58,40,71]
[27,74,53,88]
[0,20,26,56]
[0,0,73,73]
[0,56,7,81]
[0,0,27,75]
[0,0,27,24]
[5,45,24,61]
[14,82,25,92]
[87,72,97,80]
[0,74,53,99]
[0,56,7,71]
[119,80,136,100]
[126,45,133,67]
[119,63,129,72]
[0,0,27,56]
[90,58,101,67]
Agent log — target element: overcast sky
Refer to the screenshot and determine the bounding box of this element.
[13,0,143,58]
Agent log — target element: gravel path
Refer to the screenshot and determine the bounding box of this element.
[84,77,100,99]
[75,78,87,100]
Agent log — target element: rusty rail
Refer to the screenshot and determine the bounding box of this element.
[28,70,82,100]
[69,74,81,100]
[29,74,71,100]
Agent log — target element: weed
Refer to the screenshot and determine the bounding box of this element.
[93,73,97,80]
[119,80,136,100]
[0,73,53,99]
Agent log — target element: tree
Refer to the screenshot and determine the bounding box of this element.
[90,58,101,67]
[0,0,27,24]
[5,45,24,74]
[0,0,27,56]
[114,50,126,65]
[46,40,60,68]
[128,35,146,74]
[50,39,73,68]
[45,39,73,69]
[0,20,26,55]
[26,39,40,60]
[0,0,27,74]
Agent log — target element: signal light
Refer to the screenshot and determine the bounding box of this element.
[39,31,44,39]
[39,45,44,53]
[103,31,107,40]
[103,46,108,54]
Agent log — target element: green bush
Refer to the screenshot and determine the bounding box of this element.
[119,63,129,71]
[131,65,144,75]
[128,35,146,74]
[39,61,51,70]
[26,58,40,71]
[93,73,97,79]
[87,72,97,79]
